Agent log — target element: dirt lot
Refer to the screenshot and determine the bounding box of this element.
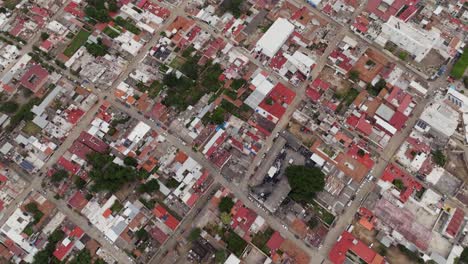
[317,66,353,96]
[415,49,446,75]
[446,150,468,182]
[352,222,417,264]
[288,121,317,147]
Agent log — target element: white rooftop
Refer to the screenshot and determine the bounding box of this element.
[255,18,294,58]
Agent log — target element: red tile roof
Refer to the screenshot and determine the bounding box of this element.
[68,141,93,160]
[381,163,422,202]
[150,226,168,244]
[19,65,49,92]
[68,191,89,210]
[53,227,85,261]
[388,111,408,130]
[153,204,180,231]
[266,231,284,253]
[329,231,384,264]
[446,208,465,237]
[78,132,108,153]
[57,157,81,174]
[366,0,418,22]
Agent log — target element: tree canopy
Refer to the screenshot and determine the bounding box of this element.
[219,197,235,213]
[0,101,18,113]
[432,149,447,167]
[137,179,160,194]
[32,229,65,264]
[87,152,139,193]
[51,169,69,183]
[459,247,468,264]
[69,249,92,264]
[286,165,325,203]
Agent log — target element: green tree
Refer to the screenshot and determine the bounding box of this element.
[135,228,149,241]
[231,78,247,90]
[286,165,325,203]
[215,250,226,263]
[220,212,231,225]
[0,101,19,113]
[221,0,243,17]
[219,197,234,213]
[94,259,107,264]
[392,179,404,190]
[224,230,247,257]
[459,247,468,264]
[138,179,160,194]
[307,217,319,229]
[188,227,201,241]
[69,249,92,264]
[25,202,44,224]
[123,156,138,167]
[110,200,123,213]
[165,178,180,188]
[32,229,65,264]
[432,149,447,167]
[75,177,87,189]
[209,107,226,124]
[349,70,360,82]
[40,32,49,41]
[86,152,138,192]
[51,170,68,183]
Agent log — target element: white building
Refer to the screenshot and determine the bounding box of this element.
[377,16,441,62]
[81,196,141,243]
[255,18,294,58]
[244,71,274,109]
[0,208,38,262]
[416,100,458,140]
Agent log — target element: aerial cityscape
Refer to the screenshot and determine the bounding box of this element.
[0,0,465,263]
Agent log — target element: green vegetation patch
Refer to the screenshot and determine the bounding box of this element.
[223,230,247,257]
[286,165,325,203]
[103,26,120,38]
[8,97,41,131]
[114,16,141,35]
[22,121,41,136]
[218,197,235,213]
[63,29,91,57]
[251,228,274,254]
[25,202,44,224]
[87,152,148,193]
[432,149,447,167]
[451,47,468,79]
[310,200,335,226]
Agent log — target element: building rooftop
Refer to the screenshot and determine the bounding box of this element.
[329,231,384,264]
[255,18,295,58]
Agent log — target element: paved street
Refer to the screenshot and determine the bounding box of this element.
[148,183,220,263]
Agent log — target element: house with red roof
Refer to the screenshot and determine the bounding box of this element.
[380,163,422,203]
[329,231,385,264]
[266,231,284,254]
[68,191,89,211]
[150,226,168,244]
[57,157,81,175]
[366,0,418,22]
[77,132,108,153]
[19,65,49,96]
[53,227,85,261]
[445,208,465,239]
[153,204,180,231]
[256,83,296,123]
